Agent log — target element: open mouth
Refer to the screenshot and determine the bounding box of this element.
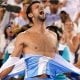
[39,10,44,15]
[9,31,13,34]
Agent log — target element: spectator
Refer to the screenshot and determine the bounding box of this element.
[13,2,29,28]
[43,0,60,26]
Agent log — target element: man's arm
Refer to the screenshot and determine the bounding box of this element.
[0,33,24,79]
[49,30,58,53]
[0,52,3,59]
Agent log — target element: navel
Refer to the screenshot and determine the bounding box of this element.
[35,46,38,49]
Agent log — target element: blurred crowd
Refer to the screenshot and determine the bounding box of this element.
[0,0,80,80]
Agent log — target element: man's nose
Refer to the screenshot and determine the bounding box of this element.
[39,4,44,10]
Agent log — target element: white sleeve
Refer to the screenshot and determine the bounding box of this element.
[0,34,6,53]
[0,56,20,73]
[6,39,15,54]
[0,11,10,32]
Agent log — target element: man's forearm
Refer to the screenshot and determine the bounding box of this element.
[0,56,20,79]
[0,52,3,59]
[0,66,14,79]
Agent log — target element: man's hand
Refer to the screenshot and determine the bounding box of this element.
[0,52,3,59]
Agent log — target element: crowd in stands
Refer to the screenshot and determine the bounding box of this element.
[0,0,80,80]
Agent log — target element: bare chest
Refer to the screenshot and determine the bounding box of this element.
[23,32,57,52]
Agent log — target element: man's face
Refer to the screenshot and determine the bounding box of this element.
[6,27,14,37]
[64,21,74,32]
[49,0,59,14]
[42,0,50,7]
[31,3,46,22]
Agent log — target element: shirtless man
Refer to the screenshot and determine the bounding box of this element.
[1,1,80,80]
[0,1,57,79]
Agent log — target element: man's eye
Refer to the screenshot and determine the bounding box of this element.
[42,0,46,3]
[36,5,39,8]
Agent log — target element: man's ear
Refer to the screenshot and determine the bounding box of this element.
[28,13,33,18]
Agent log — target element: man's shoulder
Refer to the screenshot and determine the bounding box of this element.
[48,29,57,37]
[16,30,30,38]
[17,28,34,39]
[15,31,30,44]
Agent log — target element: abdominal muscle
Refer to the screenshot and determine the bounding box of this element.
[23,47,56,58]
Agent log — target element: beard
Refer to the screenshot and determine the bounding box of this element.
[38,14,46,22]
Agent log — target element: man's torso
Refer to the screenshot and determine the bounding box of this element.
[22,29,57,57]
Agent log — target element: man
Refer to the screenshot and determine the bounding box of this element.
[0,1,57,79]
[13,2,29,28]
[60,0,80,21]
[0,1,80,80]
[42,0,60,26]
[0,7,5,67]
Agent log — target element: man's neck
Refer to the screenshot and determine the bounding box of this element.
[51,9,58,15]
[32,20,46,33]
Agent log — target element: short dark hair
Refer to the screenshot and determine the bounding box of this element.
[4,24,11,39]
[47,25,63,41]
[50,0,59,4]
[26,1,40,23]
